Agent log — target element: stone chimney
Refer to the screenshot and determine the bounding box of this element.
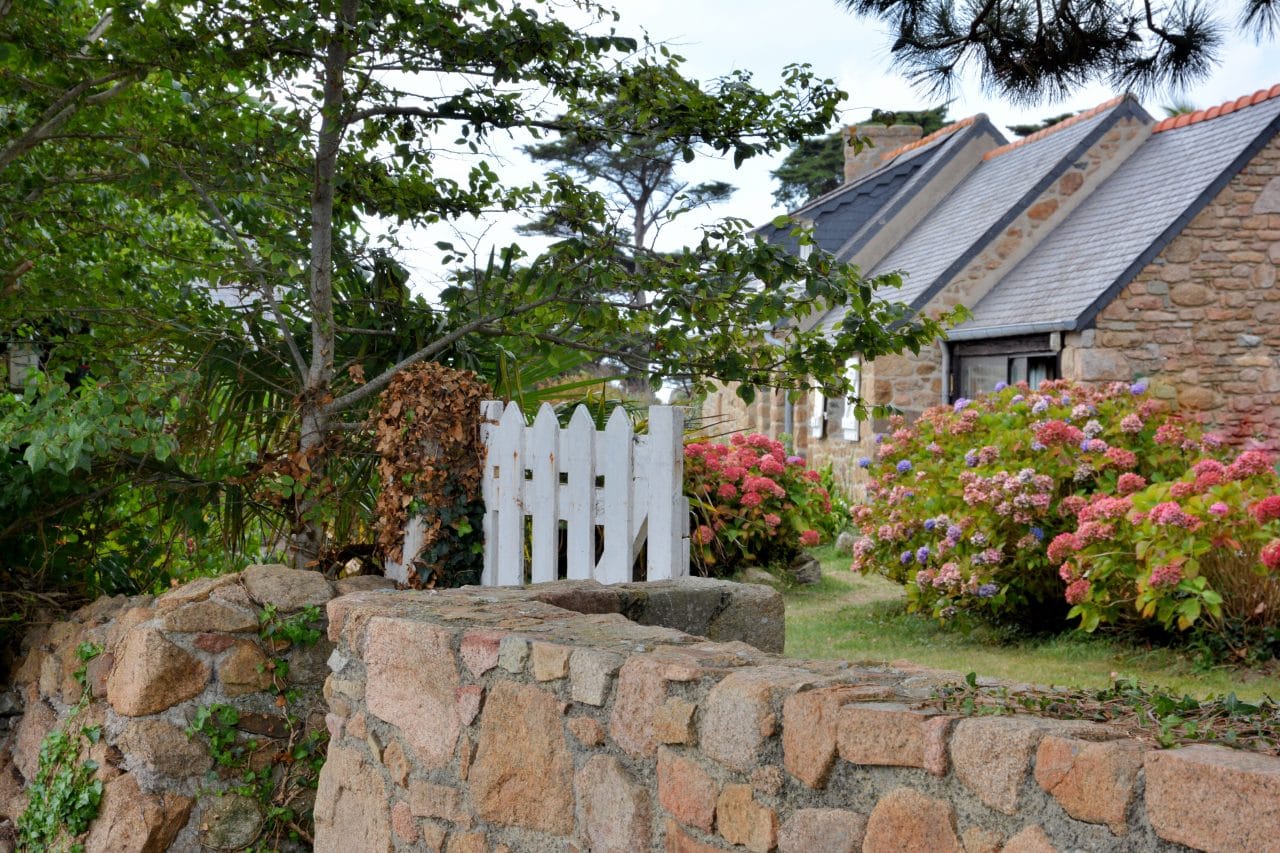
[844,124,924,182]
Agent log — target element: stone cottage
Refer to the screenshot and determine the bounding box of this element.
[704,84,1280,493]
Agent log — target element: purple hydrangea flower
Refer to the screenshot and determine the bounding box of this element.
[900,550,914,565]
[1010,394,1025,405]
[977,583,999,598]
[1031,441,1046,451]
[946,524,963,542]
[1060,394,1071,406]
[916,546,930,564]
[1130,380,1148,395]
[965,449,979,467]
[923,518,937,531]
[1031,526,1044,541]
[953,398,971,412]
[1031,400,1049,415]
[994,381,1008,392]
[896,459,913,474]
[857,456,872,468]
[874,433,884,444]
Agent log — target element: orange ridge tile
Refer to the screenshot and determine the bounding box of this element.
[874,116,978,163]
[981,95,1128,161]
[1152,83,1280,133]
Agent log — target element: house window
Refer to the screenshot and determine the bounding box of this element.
[839,356,861,440]
[949,336,1058,401]
[5,344,39,392]
[808,389,826,439]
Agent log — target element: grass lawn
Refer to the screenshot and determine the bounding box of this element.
[782,545,1280,701]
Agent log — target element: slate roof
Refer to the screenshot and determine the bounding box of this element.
[757,117,990,259]
[870,96,1146,307]
[782,83,1280,343]
[956,88,1280,338]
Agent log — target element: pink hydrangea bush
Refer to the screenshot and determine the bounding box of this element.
[850,379,1218,628]
[685,433,829,576]
[1061,449,1280,633]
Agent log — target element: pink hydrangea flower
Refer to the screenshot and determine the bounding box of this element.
[1154,422,1187,445]
[1149,501,1199,529]
[1104,447,1138,469]
[716,483,738,500]
[764,513,781,528]
[744,475,785,498]
[1263,540,1280,572]
[1209,502,1230,517]
[1250,496,1280,524]
[1064,578,1091,605]
[1035,420,1085,446]
[758,456,786,476]
[1119,413,1144,433]
[740,492,763,508]
[1149,562,1183,589]
[1230,450,1277,479]
[1117,473,1147,495]
[1059,496,1088,517]
[693,525,715,545]
[1047,532,1079,563]
[799,529,821,547]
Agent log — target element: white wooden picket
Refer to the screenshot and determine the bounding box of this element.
[478,401,689,586]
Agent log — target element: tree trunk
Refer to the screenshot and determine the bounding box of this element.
[290,402,328,570]
[287,0,359,569]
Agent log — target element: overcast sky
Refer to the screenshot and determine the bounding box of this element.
[403,0,1280,292]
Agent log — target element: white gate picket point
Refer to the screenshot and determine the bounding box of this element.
[479,400,504,586]
[475,400,688,586]
[528,404,560,584]
[562,407,597,580]
[646,406,685,580]
[597,406,634,585]
[491,402,526,586]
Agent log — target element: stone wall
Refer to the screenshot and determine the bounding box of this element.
[0,566,390,851]
[315,582,1280,852]
[1063,134,1280,449]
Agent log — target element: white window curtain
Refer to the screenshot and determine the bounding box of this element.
[840,356,861,441]
[808,389,826,439]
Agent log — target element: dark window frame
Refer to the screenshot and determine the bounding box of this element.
[948,335,1059,402]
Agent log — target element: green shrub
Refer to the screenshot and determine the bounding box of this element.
[685,433,832,575]
[850,379,1219,629]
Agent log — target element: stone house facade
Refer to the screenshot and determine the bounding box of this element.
[705,85,1280,495]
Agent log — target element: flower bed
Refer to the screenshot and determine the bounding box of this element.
[1062,449,1280,633]
[685,433,829,576]
[848,380,1277,633]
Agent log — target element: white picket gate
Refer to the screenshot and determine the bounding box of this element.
[478,400,690,586]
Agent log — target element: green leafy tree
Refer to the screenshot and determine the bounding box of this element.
[840,0,1279,103]
[2,0,958,580]
[1007,113,1075,138]
[519,70,736,389]
[770,106,948,208]
[520,68,736,252]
